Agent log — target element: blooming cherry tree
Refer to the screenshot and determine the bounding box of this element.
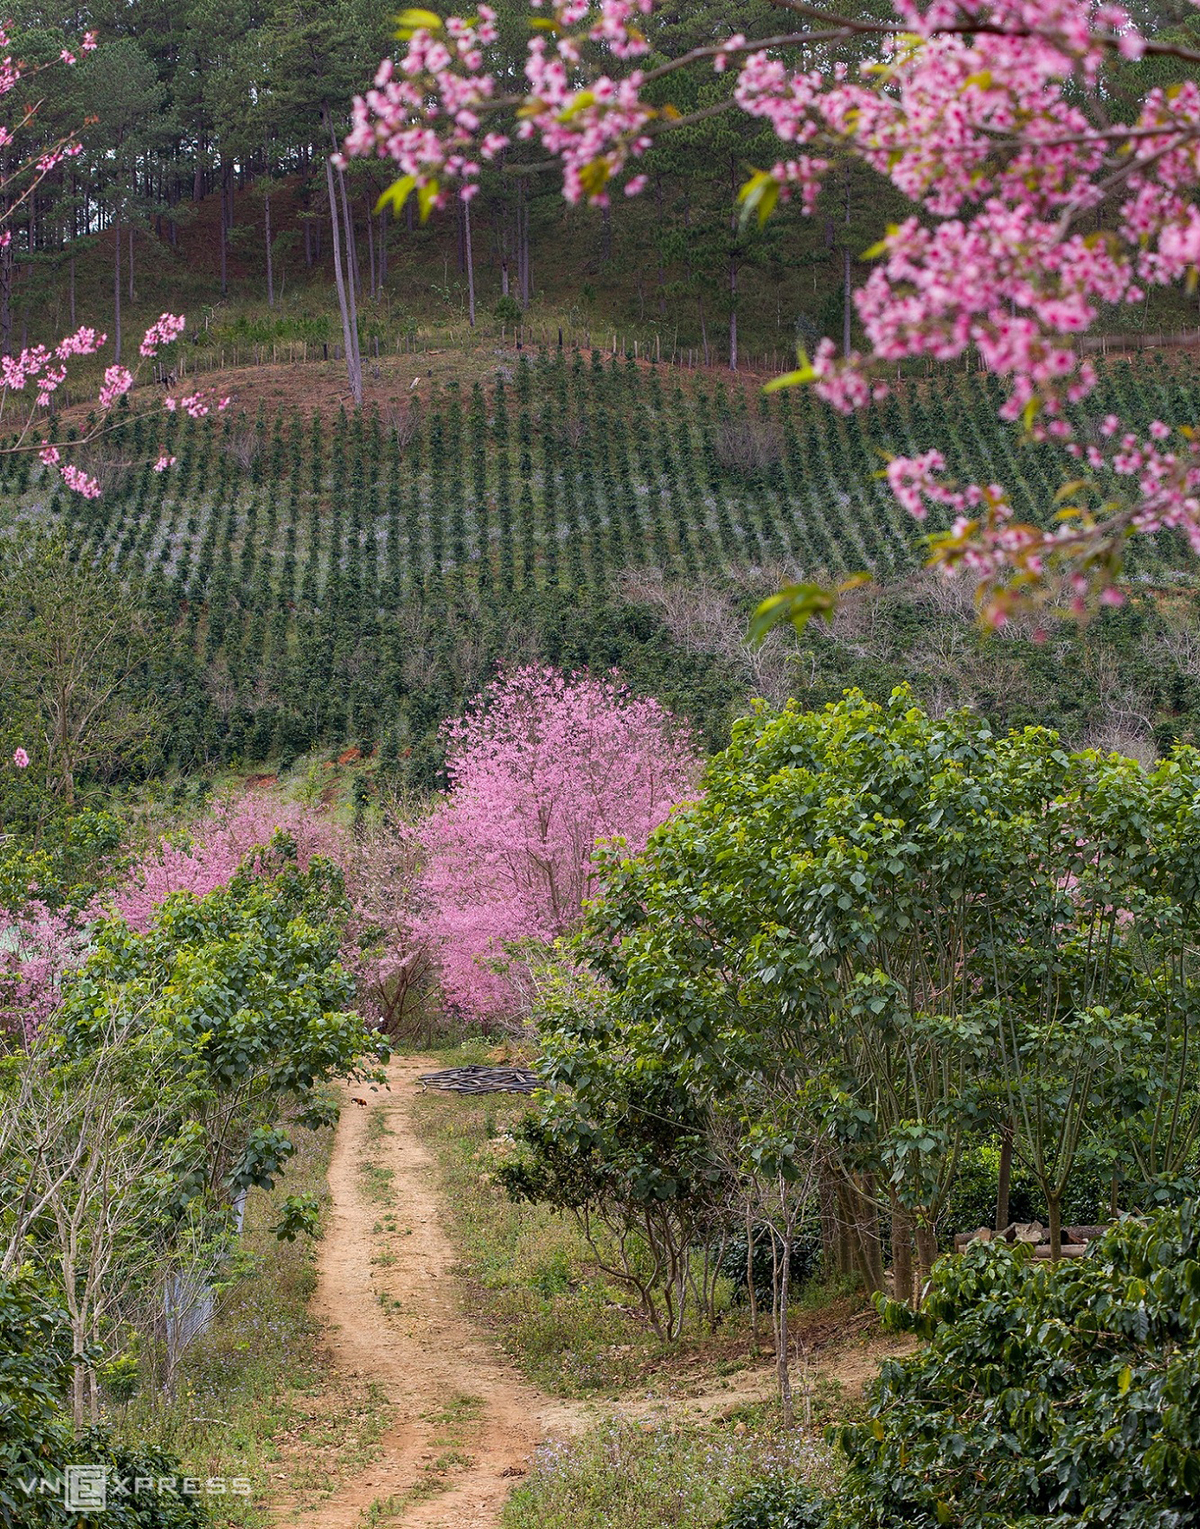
[416,666,699,1023]
[347,0,1200,619]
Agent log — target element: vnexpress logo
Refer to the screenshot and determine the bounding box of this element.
[16,1469,252,1510]
[64,1467,107,1512]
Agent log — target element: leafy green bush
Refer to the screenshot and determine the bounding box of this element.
[830,1201,1200,1527]
[723,1477,829,1529]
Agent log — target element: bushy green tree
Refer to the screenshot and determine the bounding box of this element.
[57,847,387,1221]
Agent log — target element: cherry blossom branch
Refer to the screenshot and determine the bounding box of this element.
[344,0,1200,617]
[0,29,232,496]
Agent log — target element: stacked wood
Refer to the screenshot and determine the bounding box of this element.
[953,1222,1111,1259]
[417,1064,540,1095]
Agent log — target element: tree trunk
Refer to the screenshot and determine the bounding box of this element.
[4,223,18,352]
[654,176,668,316]
[303,215,312,268]
[851,1175,885,1291]
[338,165,363,394]
[525,193,532,303]
[996,1121,1014,1231]
[324,155,362,407]
[69,255,75,327]
[265,190,274,306]
[774,1227,793,1426]
[1048,1194,1063,1261]
[128,226,134,303]
[379,210,387,291]
[729,160,740,371]
[113,216,122,363]
[516,181,528,309]
[219,170,228,297]
[366,198,376,297]
[915,1217,939,1297]
[890,1193,915,1309]
[745,1202,759,1343]
[465,195,476,327]
[842,161,852,359]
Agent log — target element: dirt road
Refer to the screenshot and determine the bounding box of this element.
[279,1056,909,1529]
[288,1056,578,1529]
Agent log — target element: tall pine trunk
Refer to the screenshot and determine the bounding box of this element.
[219,163,228,298]
[113,216,122,363]
[729,158,739,371]
[465,195,476,327]
[324,155,362,407]
[996,1121,1014,1231]
[265,191,274,306]
[842,161,852,358]
[890,1193,915,1309]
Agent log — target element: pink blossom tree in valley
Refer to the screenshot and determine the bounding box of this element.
[0,746,83,1041]
[112,793,348,932]
[0,901,89,1042]
[346,0,1200,622]
[417,666,700,1024]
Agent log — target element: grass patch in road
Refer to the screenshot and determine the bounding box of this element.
[410,1083,667,1397]
[501,1415,836,1529]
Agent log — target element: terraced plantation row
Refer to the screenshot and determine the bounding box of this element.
[7,350,1197,774]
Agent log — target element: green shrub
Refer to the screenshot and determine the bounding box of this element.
[723,1477,829,1529]
[829,1201,1200,1527]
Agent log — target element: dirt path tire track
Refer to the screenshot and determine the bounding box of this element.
[289,1057,579,1529]
[282,1056,910,1528]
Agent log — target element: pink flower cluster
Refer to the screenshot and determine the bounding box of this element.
[0,901,90,1042]
[139,313,186,356]
[112,793,346,932]
[163,390,231,419]
[416,666,699,1022]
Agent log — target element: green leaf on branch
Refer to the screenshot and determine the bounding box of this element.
[377,174,417,217]
[577,158,610,199]
[748,573,871,643]
[417,179,440,223]
[737,169,779,231]
[764,350,818,391]
[395,7,443,38]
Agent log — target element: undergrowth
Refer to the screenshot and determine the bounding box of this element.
[500,1414,837,1529]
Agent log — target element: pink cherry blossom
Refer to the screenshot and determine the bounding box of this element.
[12,747,29,768]
[416,666,699,1023]
[0,900,91,1041]
[138,312,186,357]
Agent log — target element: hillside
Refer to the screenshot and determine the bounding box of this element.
[6,342,1200,790]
